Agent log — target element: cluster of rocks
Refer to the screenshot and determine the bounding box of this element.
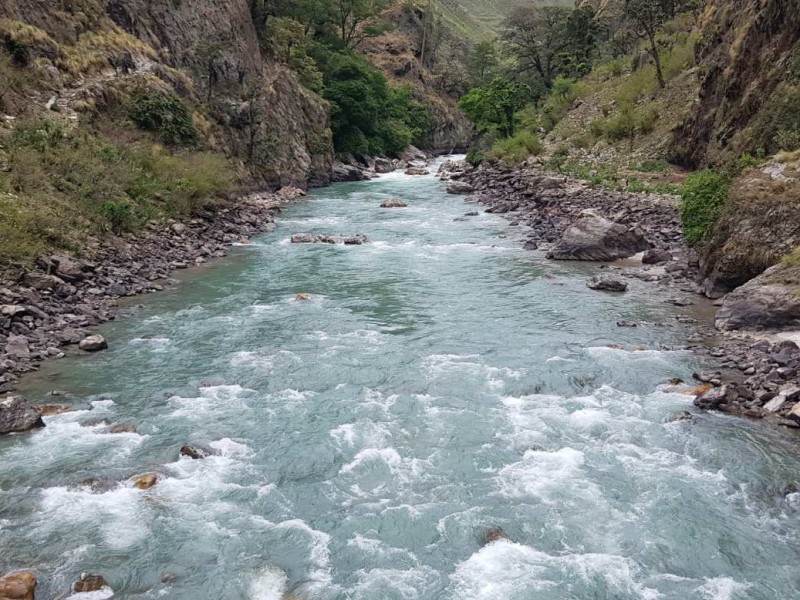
[0,192,290,392]
[0,569,113,599]
[331,145,433,182]
[290,233,368,245]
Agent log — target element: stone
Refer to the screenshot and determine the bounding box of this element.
[331,163,368,182]
[398,145,427,162]
[275,187,306,200]
[38,403,73,416]
[132,473,158,490]
[642,248,672,264]
[24,272,63,290]
[73,573,109,593]
[373,157,394,173]
[75,477,119,493]
[5,335,30,359]
[693,371,722,385]
[715,264,800,330]
[694,385,729,410]
[404,167,430,176]
[586,275,628,292]
[0,396,45,434]
[483,527,508,544]
[763,395,787,413]
[0,305,27,318]
[0,571,36,600]
[546,213,649,261]
[379,198,408,208]
[616,320,638,327]
[79,335,107,351]
[668,410,693,422]
[180,444,214,460]
[106,422,136,434]
[446,181,474,194]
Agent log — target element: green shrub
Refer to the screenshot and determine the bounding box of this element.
[680,170,729,245]
[466,148,484,167]
[603,105,637,140]
[637,106,659,134]
[634,159,670,172]
[130,88,198,146]
[488,131,542,164]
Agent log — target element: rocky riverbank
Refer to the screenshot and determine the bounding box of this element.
[0,191,297,394]
[442,159,800,428]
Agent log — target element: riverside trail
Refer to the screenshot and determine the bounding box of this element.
[2,158,800,599]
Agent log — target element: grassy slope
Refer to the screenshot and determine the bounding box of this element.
[433,0,574,41]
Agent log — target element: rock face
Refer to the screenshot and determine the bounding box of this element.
[0,396,45,435]
[290,233,368,245]
[547,213,649,261]
[586,275,628,292]
[715,264,800,330]
[0,571,36,600]
[79,335,108,352]
[379,199,408,208]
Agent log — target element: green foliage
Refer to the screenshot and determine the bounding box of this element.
[488,130,542,164]
[466,148,484,167]
[458,77,531,137]
[0,119,235,261]
[680,170,729,245]
[634,159,670,172]
[320,52,431,156]
[466,41,499,86]
[130,88,198,146]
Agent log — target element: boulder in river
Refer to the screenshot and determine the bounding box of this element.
[73,573,110,593]
[483,527,509,544]
[38,403,74,416]
[79,335,107,352]
[106,422,136,434]
[404,167,429,176]
[586,275,628,292]
[290,233,368,245]
[380,198,408,208]
[0,396,45,435]
[546,212,649,261]
[0,571,37,600]
[132,473,158,490]
[180,444,215,459]
[295,293,310,301]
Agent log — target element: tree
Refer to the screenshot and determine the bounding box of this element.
[623,0,667,88]
[467,41,499,86]
[333,0,390,48]
[457,77,531,137]
[501,6,574,91]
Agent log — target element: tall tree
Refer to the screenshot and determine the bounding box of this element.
[501,6,574,91]
[623,0,667,88]
[334,0,390,48]
[458,77,531,138]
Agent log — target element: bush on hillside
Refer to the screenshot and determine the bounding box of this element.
[130,88,198,146]
[680,170,729,245]
[488,131,542,164]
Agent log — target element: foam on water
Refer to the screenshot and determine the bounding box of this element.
[248,564,288,600]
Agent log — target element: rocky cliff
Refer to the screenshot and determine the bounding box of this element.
[0,0,333,187]
[671,0,800,168]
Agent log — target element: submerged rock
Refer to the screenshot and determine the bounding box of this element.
[586,275,628,292]
[38,403,73,416]
[0,571,36,600]
[547,212,649,261]
[180,444,215,460]
[106,422,136,434]
[132,473,158,490]
[73,573,110,593]
[380,198,408,208]
[74,477,119,494]
[295,293,310,301]
[482,527,509,544]
[79,335,107,352]
[404,167,429,176]
[0,396,45,435]
[290,233,368,245]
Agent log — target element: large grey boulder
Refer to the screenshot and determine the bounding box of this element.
[79,335,108,352]
[547,212,649,261]
[446,181,474,194]
[715,264,800,330]
[0,396,45,434]
[291,233,368,245]
[586,274,628,292]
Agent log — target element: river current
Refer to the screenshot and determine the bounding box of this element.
[2,159,800,599]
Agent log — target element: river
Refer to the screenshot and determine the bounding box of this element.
[2,158,800,599]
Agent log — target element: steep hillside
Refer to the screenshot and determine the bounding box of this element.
[671,0,800,168]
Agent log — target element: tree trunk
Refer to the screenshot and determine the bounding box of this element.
[647,31,666,88]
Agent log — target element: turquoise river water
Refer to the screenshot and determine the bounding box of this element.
[2,159,800,599]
